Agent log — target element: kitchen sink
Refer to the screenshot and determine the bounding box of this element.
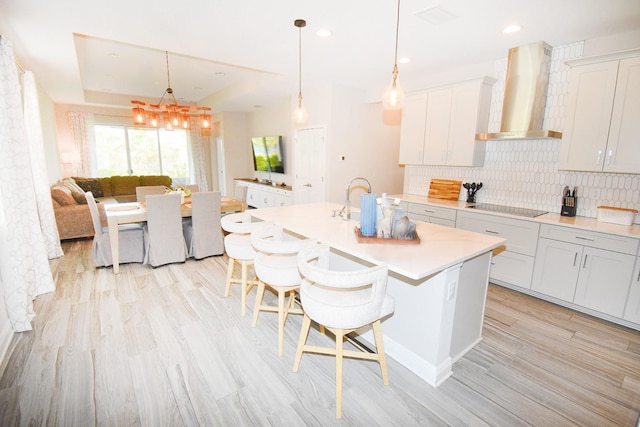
[467,203,548,218]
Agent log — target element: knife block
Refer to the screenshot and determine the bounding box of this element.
[561,197,577,217]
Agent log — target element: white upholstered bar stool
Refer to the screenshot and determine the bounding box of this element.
[294,243,395,419]
[250,223,317,355]
[221,212,270,316]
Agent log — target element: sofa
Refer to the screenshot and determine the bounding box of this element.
[51,175,172,240]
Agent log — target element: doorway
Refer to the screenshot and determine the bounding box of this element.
[294,126,326,204]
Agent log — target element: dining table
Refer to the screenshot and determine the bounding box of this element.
[105,196,246,274]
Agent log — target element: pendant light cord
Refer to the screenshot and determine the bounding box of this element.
[393,0,400,66]
[165,50,171,89]
[298,25,302,95]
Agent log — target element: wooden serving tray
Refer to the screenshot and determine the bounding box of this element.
[354,227,420,244]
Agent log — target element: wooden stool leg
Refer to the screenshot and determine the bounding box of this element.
[293,313,312,372]
[372,320,389,385]
[241,261,248,316]
[224,257,235,297]
[252,281,266,327]
[277,289,286,356]
[336,330,345,419]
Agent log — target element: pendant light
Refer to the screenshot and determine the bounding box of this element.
[293,19,308,124]
[383,0,405,110]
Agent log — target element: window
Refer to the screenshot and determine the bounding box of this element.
[93,124,191,184]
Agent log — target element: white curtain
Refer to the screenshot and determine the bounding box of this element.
[0,36,56,332]
[68,111,94,177]
[189,117,209,191]
[23,71,64,259]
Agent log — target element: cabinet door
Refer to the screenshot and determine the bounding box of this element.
[559,61,619,171]
[246,186,260,208]
[573,247,635,317]
[398,93,427,165]
[624,257,640,324]
[423,88,452,164]
[490,250,535,290]
[531,238,581,302]
[448,83,484,166]
[605,56,640,173]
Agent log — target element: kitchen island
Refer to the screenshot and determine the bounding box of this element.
[250,202,505,386]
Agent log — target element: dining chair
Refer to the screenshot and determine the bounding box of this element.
[185,184,199,194]
[182,191,224,259]
[135,185,167,202]
[143,193,187,267]
[250,223,317,355]
[220,212,270,316]
[294,243,395,419]
[85,191,145,267]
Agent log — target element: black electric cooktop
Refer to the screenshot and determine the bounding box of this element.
[467,203,548,218]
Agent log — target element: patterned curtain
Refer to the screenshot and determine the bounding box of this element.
[189,117,209,191]
[23,71,63,259]
[0,36,56,332]
[68,111,94,177]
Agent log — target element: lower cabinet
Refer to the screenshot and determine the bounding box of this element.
[624,257,640,323]
[532,224,638,318]
[243,182,292,208]
[406,202,456,228]
[456,211,539,289]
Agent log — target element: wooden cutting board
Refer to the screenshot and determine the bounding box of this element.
[428,179,462,200]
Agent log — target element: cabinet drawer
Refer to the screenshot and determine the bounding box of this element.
[490,250,534,289]
[540,224,639,255]
[407,203,457,221]
[457,211,540,256]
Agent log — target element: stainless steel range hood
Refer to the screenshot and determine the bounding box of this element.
[476,41,562,141]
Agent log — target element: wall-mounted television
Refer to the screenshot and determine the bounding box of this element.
[251,136,285,174]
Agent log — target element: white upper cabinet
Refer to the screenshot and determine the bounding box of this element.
[559,50,640,173]
[399,77,494,167]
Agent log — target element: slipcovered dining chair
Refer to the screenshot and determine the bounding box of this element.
[182,191,224,259]
[184,184,199,194]
[85,191,145,267]
[250,223,317,355]
[221,212,270,316]
[143,193,187,267]
[294,243,395,419]
[135,185,166,202]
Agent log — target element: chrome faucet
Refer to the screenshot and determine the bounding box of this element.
[343,176,372,220]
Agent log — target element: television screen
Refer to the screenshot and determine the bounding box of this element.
[251,136,284,174]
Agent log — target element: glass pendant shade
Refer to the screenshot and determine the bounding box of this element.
[294,95,308,124]
[201,113,211,129]
[382,75,405,110]
[149,112,160,127]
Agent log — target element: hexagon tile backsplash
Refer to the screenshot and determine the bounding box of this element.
[403,41,640,224]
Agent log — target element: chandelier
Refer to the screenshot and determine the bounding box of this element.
[131,50,212,136]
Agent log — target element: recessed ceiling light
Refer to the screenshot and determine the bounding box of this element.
[215,72,226,76]
[316,28,332,37]
[398,57,411,64]
[502,24,522,34]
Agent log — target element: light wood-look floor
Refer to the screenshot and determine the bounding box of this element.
[1,238,639,426]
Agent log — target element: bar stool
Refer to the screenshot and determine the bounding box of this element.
[221,212,270,316]
[250,223,317,355]
[294,243,395,419]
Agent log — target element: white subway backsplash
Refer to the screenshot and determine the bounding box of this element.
[403,41,640,224]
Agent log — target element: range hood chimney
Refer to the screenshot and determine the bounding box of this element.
[476,41,562,140]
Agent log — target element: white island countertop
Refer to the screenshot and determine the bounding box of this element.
[249,202,505,281]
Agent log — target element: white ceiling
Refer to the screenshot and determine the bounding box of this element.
[1,0,639,113]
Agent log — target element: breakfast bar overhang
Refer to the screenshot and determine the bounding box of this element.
[250,202,506,386]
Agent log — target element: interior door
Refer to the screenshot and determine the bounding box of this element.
[215,136,226,196]
[294,127,326,204]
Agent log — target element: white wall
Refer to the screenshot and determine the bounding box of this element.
[215,111,252,198]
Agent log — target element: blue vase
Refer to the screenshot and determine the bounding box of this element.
[360,193,377,237]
